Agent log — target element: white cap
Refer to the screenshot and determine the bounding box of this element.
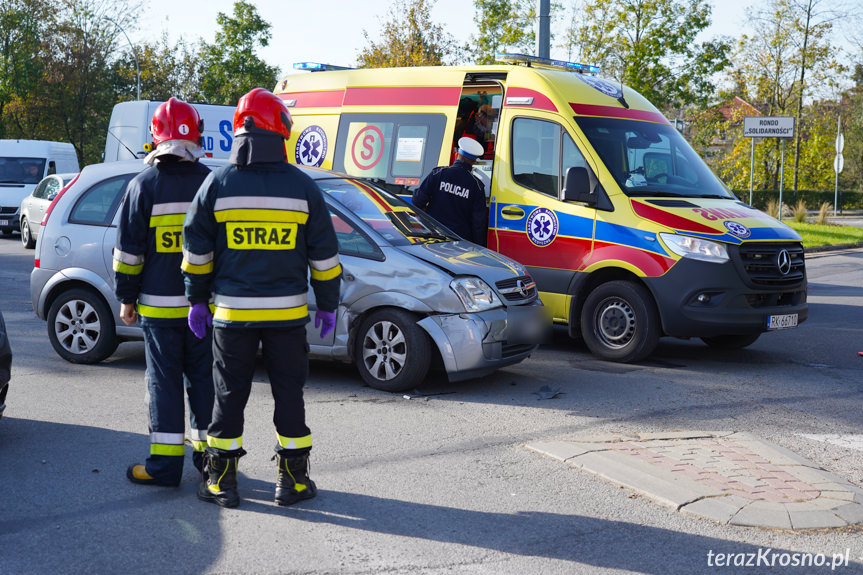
[457,137,485,160]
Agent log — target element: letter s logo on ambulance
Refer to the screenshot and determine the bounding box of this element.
[526,207,558,247]
[351,125,384,170]
[295,125,328,167]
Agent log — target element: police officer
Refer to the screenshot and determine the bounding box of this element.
[182,88,341,509]
[114,98,214,486]
[413,137,487,246]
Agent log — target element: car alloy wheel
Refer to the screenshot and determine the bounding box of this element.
[46,288,118,364]
[354,308,431,392]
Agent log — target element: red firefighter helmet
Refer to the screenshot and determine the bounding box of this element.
[233,88,292,139]
[150,97,203,146]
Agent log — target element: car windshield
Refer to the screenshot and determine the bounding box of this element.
[316,177,458,246]
[574,117,735,199]
[0,157,46,184]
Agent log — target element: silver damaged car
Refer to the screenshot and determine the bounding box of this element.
[31,160,546,391]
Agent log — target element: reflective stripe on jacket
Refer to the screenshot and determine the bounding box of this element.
[114,160,212,326]
[182,162,341,328]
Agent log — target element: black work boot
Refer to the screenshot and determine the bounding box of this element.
[275,453,317,506]
[197,449,244,508]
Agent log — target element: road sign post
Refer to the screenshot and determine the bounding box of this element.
[834,115,844,216]
[743,117,796,221]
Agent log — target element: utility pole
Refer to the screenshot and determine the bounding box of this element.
[536,0,550,58]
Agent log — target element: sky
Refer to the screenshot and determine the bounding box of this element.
[128,0,758,79]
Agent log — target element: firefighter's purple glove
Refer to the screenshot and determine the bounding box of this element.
[315,310,336,338]
[188,303,213,339]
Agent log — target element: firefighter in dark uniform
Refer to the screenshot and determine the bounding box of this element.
[113,98,214,486]
[182,88,341,508]
[413,137,487,246]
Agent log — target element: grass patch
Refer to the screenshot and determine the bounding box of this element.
[785,222,863,249]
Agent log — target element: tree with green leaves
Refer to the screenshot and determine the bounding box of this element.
[729,0,844,191]
[0,0,52,139]
[113,33,203,103]
[472,0,536,65]
[563,0,731,111]
[197,1,279,105]
[357,0,462,68]
[840,65,863,194]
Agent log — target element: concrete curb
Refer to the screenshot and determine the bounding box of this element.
[526,431,863,531]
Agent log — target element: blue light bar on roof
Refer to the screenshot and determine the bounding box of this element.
[293,62,352,72]
[496,53,600,75]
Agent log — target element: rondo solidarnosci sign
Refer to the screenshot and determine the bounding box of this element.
[743,116,795,138]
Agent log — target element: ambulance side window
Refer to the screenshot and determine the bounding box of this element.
[332,113,446,191]
[511,118,585,198]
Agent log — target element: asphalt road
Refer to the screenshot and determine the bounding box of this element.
[1,235,861,575]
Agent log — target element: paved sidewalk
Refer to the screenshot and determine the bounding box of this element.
[527,431,863,531]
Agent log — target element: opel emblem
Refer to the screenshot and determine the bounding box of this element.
[776,249,792,275]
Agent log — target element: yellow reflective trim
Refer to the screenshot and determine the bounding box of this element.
[277,433,313,450]
[151,444,186,456]
[181,259,213,274]
[214,209,309,224]
[310,264,342,281]
[149,214,186,227]
[207,435,242,451]
[190,440,207,452]
[226,222,297,250]
[137,304,189,319]
[155,226,183,253]
[113,260,143,275]
[214,305,307,323]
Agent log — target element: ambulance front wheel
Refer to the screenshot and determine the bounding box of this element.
[580,281,660,363]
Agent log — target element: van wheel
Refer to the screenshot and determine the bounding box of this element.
[47,288,118,364]
[354,309,431,392]
[20,218,35,249]
[581,281,659,363]
[701,333,760,349]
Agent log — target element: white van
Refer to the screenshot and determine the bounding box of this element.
[0,140,79,235]
[103,100,236,162]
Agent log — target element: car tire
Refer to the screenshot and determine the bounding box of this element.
[354,308,431,392]
[580,280,660,363]
[46,288,119,364]
[20,217,35,249]
[701,333,760,349]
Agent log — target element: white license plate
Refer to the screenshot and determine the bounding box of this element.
[0,219,8,227]
[768,313,798,330]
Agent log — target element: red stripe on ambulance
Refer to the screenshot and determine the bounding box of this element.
[587,242,676,276]
[631,200,718,235]
[504,87,559,112]
[569,103,670,125]
[279,90,345,108]
[343,86,461,107]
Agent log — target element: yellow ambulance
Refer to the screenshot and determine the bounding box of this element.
[274,55,807,362]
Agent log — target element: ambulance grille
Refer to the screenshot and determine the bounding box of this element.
[495,276,537,302]
[737,243,805,287]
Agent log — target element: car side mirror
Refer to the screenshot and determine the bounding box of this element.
[562,166,596,205]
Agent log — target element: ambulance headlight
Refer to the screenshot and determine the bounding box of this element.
[659,233,729,264]
[450,277,501,312]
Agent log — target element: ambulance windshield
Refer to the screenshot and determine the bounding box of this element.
[574,117,735,200]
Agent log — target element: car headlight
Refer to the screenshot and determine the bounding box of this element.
[450,277,501,312]
[659,233,729,263]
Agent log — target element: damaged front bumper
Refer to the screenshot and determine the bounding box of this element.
[417,301,547,382]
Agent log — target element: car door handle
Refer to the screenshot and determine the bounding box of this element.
[501,206,525,219]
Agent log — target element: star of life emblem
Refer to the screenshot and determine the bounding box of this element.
[295,125,328,167]
[526,207,558,247]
